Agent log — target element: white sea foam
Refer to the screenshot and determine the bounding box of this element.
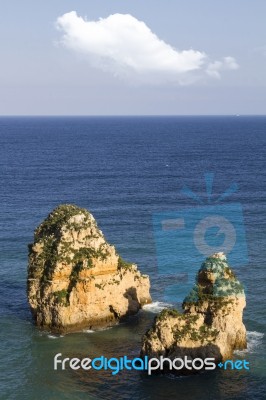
[47,334,64,339]
[142,301,173,313]
[234,331,264,355]
[83,326,114,333]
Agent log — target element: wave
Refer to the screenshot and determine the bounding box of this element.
[234,331,264,355]
[142,301,173,313]
[47,334,64,339]
[37,331,64,339]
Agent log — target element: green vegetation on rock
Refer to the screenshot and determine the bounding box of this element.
[53,289,68,306]
[183,255,244,308]
[28,204,111,284]
[34,204,91,240]
[156,308,182,321]
[117,256,132,270]
[172,322,218,343]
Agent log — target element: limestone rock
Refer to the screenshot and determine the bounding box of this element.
[141,253,246,372]
[27,204,151,332]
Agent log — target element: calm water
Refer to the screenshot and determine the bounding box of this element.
[0,116,265,399]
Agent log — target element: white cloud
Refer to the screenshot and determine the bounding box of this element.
[206,57,239,79]
[56,11,239,84]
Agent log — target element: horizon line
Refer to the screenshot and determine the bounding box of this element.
[0,114,266,118]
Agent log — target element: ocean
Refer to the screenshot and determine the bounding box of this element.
[0,116,265,399]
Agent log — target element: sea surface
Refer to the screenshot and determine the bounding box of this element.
[0,116,265,400]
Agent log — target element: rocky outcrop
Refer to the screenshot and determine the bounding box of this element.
[27,204,151,333]
[141,253,246,372]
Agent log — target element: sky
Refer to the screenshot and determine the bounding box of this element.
[0,0,266,115]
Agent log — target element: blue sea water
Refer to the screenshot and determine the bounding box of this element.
[0,116,265,400]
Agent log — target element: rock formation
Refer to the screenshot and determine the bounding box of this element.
[27,204,151,333]
[141,252,246,372]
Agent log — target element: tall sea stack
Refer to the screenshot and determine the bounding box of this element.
[27,204,151,333]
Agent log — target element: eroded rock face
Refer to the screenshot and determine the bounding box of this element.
[141,253,246,372]
[27,204,151,332]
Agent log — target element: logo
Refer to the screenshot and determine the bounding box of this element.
[54,354,250,375]
[153,173,248,302]
[217,360,250,370]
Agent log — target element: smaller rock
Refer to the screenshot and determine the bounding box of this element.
[141,253,247,374]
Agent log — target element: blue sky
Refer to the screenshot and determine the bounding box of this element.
[0,0,265,115]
